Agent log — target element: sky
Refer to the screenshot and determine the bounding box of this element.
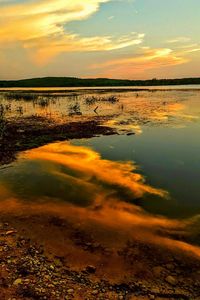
[0,0,199,80]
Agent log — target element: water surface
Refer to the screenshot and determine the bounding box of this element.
[1,88,200,257]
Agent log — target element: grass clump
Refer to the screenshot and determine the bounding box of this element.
[85,95,119,105]
[68,103,82,116]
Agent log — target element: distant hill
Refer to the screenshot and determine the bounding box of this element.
[0,77,200,88]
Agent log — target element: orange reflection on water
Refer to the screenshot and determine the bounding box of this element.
[1,142,200,261]
[25,142,166,199]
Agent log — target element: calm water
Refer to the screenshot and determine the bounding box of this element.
[1,84,200,91]
[1,87,200,253]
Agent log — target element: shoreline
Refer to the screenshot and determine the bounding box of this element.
[1,86,200,93]
[0,116,116,165]
[1,213,200,300]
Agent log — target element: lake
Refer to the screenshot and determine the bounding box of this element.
[1,87,200,271]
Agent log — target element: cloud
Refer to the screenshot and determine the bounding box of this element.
[90,47,189,78]
[167,37,191,44]
[27,32,145,64]
[0,0,144,64]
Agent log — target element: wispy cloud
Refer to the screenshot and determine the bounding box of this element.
[0,0,144,64]
[167,37,191,44]
[91,47,189,78]
[28,32,145,64]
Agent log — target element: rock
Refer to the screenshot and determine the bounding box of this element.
[165,275,177,286]
[151,288,160,294]
[92,290,99,295]
[13,278,22,286]
[86,265,96,273]
[67,289,74,294]
[6,230,16,236]
[93,243,101,248]
[165,263,175,271]
[152,266,165,276]
[54,258,63,267]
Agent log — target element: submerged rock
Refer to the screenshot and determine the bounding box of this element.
[152,266,165,276]
[165,275,177,286]
[86,265,96,274]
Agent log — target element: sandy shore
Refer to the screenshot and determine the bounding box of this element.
[1,210,200,300]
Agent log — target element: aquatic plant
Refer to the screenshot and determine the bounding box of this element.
[68,103,82,116]
[16,106,24,115]
[5,92,37,102]
[85,96,97,105]
[37,98,49,107]
[0,104,7,139]
[85,95,119,105]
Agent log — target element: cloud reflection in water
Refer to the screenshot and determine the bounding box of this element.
[0,142,200,259]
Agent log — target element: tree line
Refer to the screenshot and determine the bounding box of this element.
[0,77,200,87]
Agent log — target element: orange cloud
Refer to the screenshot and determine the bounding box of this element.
[91,47,189,78]
[0,0,144,64]
[27,33,145,64]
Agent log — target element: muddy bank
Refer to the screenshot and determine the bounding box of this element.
[0,116,115,165]
[1,213,200,300]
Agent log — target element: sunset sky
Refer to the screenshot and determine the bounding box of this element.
[0,0,199,80]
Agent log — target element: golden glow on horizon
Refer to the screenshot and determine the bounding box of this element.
[91,47,191,77]
[0,0,199,79]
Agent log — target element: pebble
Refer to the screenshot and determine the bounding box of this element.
[152,266,165,276]
[6,230,16,236]
[67,289,74,294]
[165,275,177,286]
[13,278,22,285]
[166,263,175,270]
[151,287,160,294]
